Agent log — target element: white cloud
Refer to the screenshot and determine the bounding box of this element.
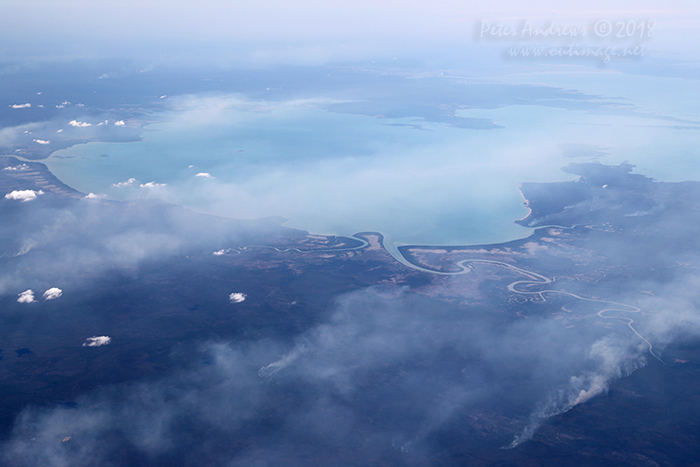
[213,249,226,256]
[10,103,30,109]
[83,336,111,347]
[140,181,167,188]
[43,287,63,300]
[3,164,29,171]
[17,289,35,303]
[85,193,104,198]
[112,178,137,188]
[33,139,50,145]
[114,120,125,126]
[56,129,63,133]
[68,120,92,127]
[229,292,247,303]
[5,189,44,202]
[195,172,212,178]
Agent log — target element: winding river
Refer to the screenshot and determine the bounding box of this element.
[223,231,663,363]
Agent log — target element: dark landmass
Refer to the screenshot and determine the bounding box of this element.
[517,162,700,233]
[0,61,639,159]
[6,132,144,161]
[2,162,700,466]
[393,162,700,464]
[1,156,85,198]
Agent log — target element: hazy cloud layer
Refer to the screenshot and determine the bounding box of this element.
[0,193,298,296]
[1,0,697,66]
[6,280,692,465]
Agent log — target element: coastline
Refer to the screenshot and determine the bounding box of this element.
[2,156,541,273]
[0,156,85,199]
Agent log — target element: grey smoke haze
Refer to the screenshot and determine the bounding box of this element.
[0,194,298,296]
[507,270,700,447]
[508,335,647,448]
[4,158,700,465]
[5,279,694,466]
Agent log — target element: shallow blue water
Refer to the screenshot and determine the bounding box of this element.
[45,75,700,247]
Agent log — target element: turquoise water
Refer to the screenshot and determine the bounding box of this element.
[45,76,700,247]
[496,71,700,182]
